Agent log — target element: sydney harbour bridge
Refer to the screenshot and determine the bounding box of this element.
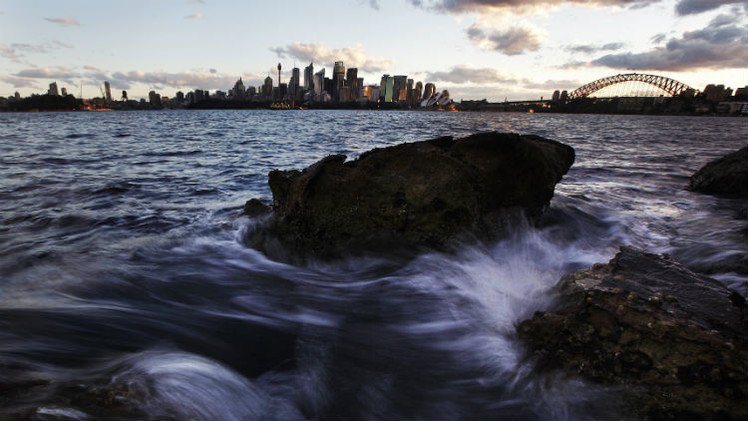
[567,73,694,99]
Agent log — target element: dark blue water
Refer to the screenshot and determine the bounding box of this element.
[1,110,746,419]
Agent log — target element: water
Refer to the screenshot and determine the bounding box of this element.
[0,110,746,419]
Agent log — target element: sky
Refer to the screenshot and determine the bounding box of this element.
[1,0,746,101]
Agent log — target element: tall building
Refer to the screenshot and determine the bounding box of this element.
[552,90,560,101]
[104,81,112,102]
[232,78,246,98]
[289,67,301,100]
[48,82,59,96]
[422,83,436,101]
[148,90,162,106]
[313,68,325,99]
[414,82,423,105]
[346,67,358,102]
[61,87,68,96]
[379,75,395,102]
[277,63,282,87]
[393,76,408,102]
[176,91,185,102]
[14,91,20,100]
[332,61,345,102]
[303,62,314,91]
[406,78,414,104]
[262,76,273,99]
[121,90,128,101]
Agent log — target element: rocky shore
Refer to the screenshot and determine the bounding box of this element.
[518,247,748,419]
[241,134,748,419]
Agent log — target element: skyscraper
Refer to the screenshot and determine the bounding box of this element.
[332,61,345,102]
[61,87,68,96]
[379,75,395,102]
[232,78,246,98]
[304,62,314,91]
[406,78,414,104]
[277,63,282,87]
[48,82,59,96]
[346,67,358,102]
[313,68,326,100]
[104,81,112,102]
[393,76,408,102]
[290,67,301,100]
[262,76,273,99]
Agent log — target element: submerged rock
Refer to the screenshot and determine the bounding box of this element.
[518,247,748,420]
[250,132,574,257]
[688,146,748,197]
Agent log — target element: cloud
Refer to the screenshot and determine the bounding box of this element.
[424,64,516,84]
[590,14,748,71]
[15,66,80,80]
[8,66,260,93]
[185,12,205,19]
[564,42,624,54]
[0,75,40,89]
[522,78,583,90]
[650,33,667,44]
[44,17,80,26]
[409,0,659,13]
[675,0,747,15]
[109,70,254,90]
[466,23,542,55]
[1,41,75,62]
[270,42,394,73]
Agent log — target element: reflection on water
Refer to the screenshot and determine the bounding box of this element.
[0,110,745,419]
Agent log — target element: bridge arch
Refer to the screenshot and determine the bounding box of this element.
[569,73,694,99]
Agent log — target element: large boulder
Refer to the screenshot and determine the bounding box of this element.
[688,146,748,197]
[250,132,575,257]
[518,247,748,420]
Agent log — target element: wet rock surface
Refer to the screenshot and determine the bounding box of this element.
[249,132,575,258]
[518,247,748,420]
[689,146,748,197]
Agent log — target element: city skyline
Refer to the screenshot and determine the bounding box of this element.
[1,0,746,101]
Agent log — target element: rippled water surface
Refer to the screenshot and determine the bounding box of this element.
[1,110,746,419]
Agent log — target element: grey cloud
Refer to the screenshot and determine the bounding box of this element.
[522,79,582,90]
[1,75,40,89]
[650,33,667,44]
[467,24,541,55]
[409,0,659,13]
[564,42,624,54]
[9,66,258,92]
[271,43,394,73]
[425,65,516,84]
[0,41,72,62]
[15,67,80,80]
[44,17,80,26]
[590,17,748,71]
[675,0,747,15]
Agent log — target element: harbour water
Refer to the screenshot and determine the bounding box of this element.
[0,110,746,419]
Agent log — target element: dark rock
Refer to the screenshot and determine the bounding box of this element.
[243,198,271,217]
[688,146,748,197]
[253,132,574,257]
[518,247,748,420]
